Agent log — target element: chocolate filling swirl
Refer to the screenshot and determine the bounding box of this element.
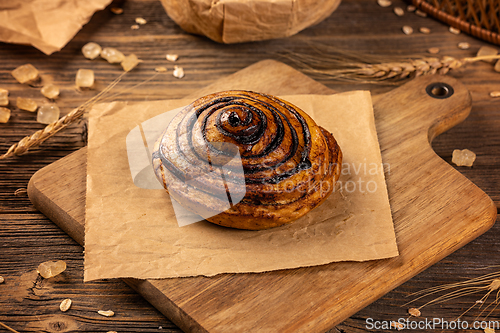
[160,91,312,184]
[152,90,342,230]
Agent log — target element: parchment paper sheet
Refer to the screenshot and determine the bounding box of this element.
[0,0,112,55]
[84,91,399,281]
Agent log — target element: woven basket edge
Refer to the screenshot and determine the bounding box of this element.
[412,0,500,46]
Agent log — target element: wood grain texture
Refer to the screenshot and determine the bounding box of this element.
[2,0,500,331]
[27,61,496,332]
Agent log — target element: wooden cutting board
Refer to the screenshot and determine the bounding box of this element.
[28,60,497,333]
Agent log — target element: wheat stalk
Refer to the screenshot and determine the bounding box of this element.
[281,46,500,84]
[0,70,165,160]
[0,106,86,159]
[342,55,500,81]
[0,320,20,333]
[0,73,126,160]
[405,268,500,321]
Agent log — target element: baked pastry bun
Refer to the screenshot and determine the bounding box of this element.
[152,90,342,230]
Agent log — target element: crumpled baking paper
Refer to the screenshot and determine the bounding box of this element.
[159,0,342,43]
[84,91,399,281]
[0,0,112,55]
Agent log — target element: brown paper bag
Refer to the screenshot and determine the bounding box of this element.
[160,0,342,43]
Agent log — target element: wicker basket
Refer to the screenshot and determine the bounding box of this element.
[413,0,500,45]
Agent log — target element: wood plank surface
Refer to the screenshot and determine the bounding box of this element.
[27,61,496,332]
[1,0,500,332]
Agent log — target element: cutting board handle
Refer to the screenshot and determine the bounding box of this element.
[372,75,472,145]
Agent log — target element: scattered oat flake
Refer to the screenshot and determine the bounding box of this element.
[458,42,470,50]
[452,149,476,167]
[98,310,115,317]
[391,321,404,330]
[37,260,67,279]
[107,331,118,333]
[0,276,4,283]
[419,27,430,34]
[408,307,421,317]
[490,91,500,97]
[415,9,427,17]
[111,7,123,14]
[155,66,167,72]
[377,0,391,7]
[428,47,440,54]
[166,54,179,62]
[135,17,147,25]
[131,24,140,30]
[449,26,460,34]
[173,66,185,78]
[484,328,495,333]
[476,300,484,303]
[14,188,28,197]
[394,7,404,16]
[402,26,413,35]
[407,4,416,11]
[60,298,72,312]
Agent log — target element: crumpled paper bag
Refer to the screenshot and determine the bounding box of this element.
[0,0,112,55]
[83,91,399,281]
[160,0,342,43]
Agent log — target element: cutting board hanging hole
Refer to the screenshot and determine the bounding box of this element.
[426,82,454,99]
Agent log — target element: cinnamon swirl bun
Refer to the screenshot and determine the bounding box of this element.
[152,91,342,230]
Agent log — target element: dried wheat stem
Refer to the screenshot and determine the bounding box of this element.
[295,53,500,83]
[352,56,467,80]
[0,106,86,159]
[405,272,500,321]
[0,321,20,333]
[463,55,500,63]
[0,73,126,160]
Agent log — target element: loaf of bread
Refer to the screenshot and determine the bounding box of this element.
[152,90,342,230]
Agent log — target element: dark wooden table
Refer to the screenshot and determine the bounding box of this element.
[1,0,499,332]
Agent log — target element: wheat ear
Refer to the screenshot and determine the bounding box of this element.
[0,73,125,160]
[351,55,500,81]
[284,51,500,83]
